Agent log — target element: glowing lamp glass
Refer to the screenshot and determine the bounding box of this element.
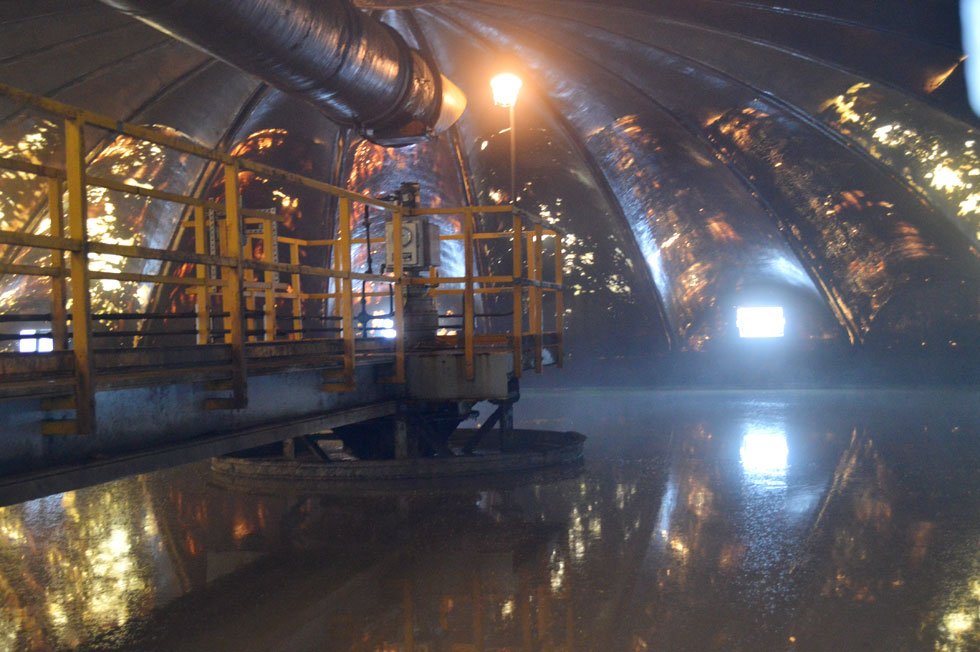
[736,306,785,339]
[490,73,523,107]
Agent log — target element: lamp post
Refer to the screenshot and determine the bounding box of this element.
[490,73,523,204]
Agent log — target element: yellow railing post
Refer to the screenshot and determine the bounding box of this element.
[193,205,210,344]
[511,210,523,377]
[322,201,354,392]
[243,234,257,342]
[534,223,544,373]
[262,217,275,341]
[340,199,355,388]
[47,178,68,351]
[390,207,406,383]
[331,236,342,322]
[222,163,247,407]
[554,232,564,368]
[64,118,94,433]
[290,242,302,340]
[327,198,357,391]
[464,208,475,380]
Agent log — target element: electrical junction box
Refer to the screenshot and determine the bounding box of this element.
[385,218,441,270]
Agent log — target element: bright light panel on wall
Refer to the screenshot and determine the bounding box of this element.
[963,0,980,116]
[18,329,53,353]
[736,306,785,339]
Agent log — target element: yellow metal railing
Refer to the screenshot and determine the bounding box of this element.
[0,82,563,433]
[418,205,564,378]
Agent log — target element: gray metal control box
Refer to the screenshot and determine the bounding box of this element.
[385,218,441,270]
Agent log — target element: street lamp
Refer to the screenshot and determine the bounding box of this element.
[490,73,523,204]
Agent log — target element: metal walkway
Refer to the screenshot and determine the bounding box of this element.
[0,83,564,499]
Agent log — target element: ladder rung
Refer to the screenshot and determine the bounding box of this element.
[41,420,78,436]
[40,396,76,411]
[204,397,242,410]
[321,383,355,393]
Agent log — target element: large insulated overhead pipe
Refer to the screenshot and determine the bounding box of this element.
[98,0,466,146]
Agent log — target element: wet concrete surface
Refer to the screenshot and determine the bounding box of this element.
[0,388,977,651]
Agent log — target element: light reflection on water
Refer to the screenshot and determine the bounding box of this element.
[740,425,790,488]
[0,389,976,650]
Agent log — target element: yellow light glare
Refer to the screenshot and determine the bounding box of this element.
[490,73,523,107]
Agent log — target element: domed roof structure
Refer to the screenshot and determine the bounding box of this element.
[1,0,977,378]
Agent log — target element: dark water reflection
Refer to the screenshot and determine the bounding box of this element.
[0,389,977,651]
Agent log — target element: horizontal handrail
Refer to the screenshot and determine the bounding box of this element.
[0,81,400,211]
[0,82,565,433]
[0,156,66,180]
[0,230,81,252]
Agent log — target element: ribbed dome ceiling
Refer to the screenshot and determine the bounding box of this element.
[0,0,977,364]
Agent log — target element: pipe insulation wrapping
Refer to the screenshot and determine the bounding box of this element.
[98,0,466,145]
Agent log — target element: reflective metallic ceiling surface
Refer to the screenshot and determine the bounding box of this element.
[0,0,977,361]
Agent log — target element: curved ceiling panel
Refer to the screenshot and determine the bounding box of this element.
[0,0,976,357]
[512,1,979,245]
[598,0,972,117]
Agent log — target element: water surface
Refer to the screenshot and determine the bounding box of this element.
[0,389,977,651]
